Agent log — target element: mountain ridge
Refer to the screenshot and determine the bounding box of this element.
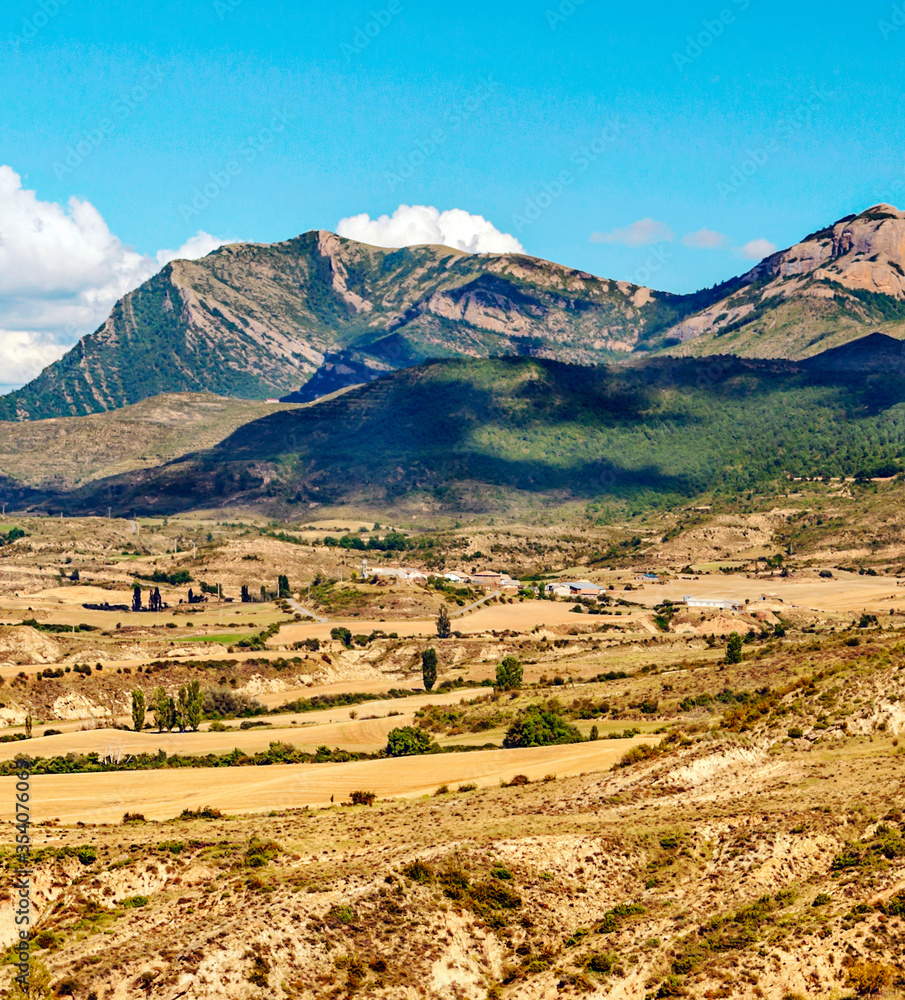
[0,231,720,421]
[5,205,905,421]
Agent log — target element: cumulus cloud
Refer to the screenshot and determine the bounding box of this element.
[156,231,233,267]
[737,238,778,260]
[0,166,233,389]
[336,204,524,254]
[682,228,729,250]
[589,218,675,248]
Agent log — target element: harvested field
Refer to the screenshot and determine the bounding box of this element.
[0,736,657,823]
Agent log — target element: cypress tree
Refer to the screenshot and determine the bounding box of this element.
[421,647,438,691]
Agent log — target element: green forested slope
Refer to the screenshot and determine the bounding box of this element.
[54,351,905,515]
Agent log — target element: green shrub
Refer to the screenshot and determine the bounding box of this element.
[584,952,616,975]
[385,726,434,757]
[178,805,223,820]
[327,904,356,926]
[401,860,435,883]
[244,837,281,867]
[503,705,582,749]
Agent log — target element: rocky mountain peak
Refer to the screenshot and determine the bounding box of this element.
[743,202,905,297]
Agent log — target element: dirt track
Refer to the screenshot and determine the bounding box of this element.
[2,737,657,823]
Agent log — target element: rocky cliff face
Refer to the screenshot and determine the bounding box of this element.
[665,205,905,358]
[747,204,905,295]
[0,232,703,420]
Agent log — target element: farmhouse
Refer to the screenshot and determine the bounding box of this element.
[548,580,604,598]
[368,567,428,582]
[684,596,746,613]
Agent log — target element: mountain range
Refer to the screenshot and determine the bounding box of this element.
[0,232,722,420]
[7,202,905,422]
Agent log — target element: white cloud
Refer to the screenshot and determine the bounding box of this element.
[156,231,233,267]
[682,228,729,250]
[336,204,524,254]
[0,330,73,386]
[737,238,778,260]
[589,218,675,247]
[0,166,234,389]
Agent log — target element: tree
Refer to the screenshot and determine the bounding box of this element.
[726,632,743,664]
[260,584,267,602]
[495,656,523,691]
[152,687,168,732]
[131,689,146,732]
[421,647,438,691]
[70,568,80,582]
[148,587,162,613]
[241,584,251,603]
[178,679,203,732]
[386,726,434,757]
[436,605,451,639]
[167,696,179,733]
[132,584,142,613]
[278,574,290,598]
[502,705,582,748]
[331,626,353,648]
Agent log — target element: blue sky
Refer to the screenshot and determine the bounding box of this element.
[1,0,904,386]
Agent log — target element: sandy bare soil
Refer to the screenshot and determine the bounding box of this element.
[0,737,656,823]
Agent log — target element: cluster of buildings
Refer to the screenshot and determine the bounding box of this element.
[362,564,749,615]
[365,567,521,590]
